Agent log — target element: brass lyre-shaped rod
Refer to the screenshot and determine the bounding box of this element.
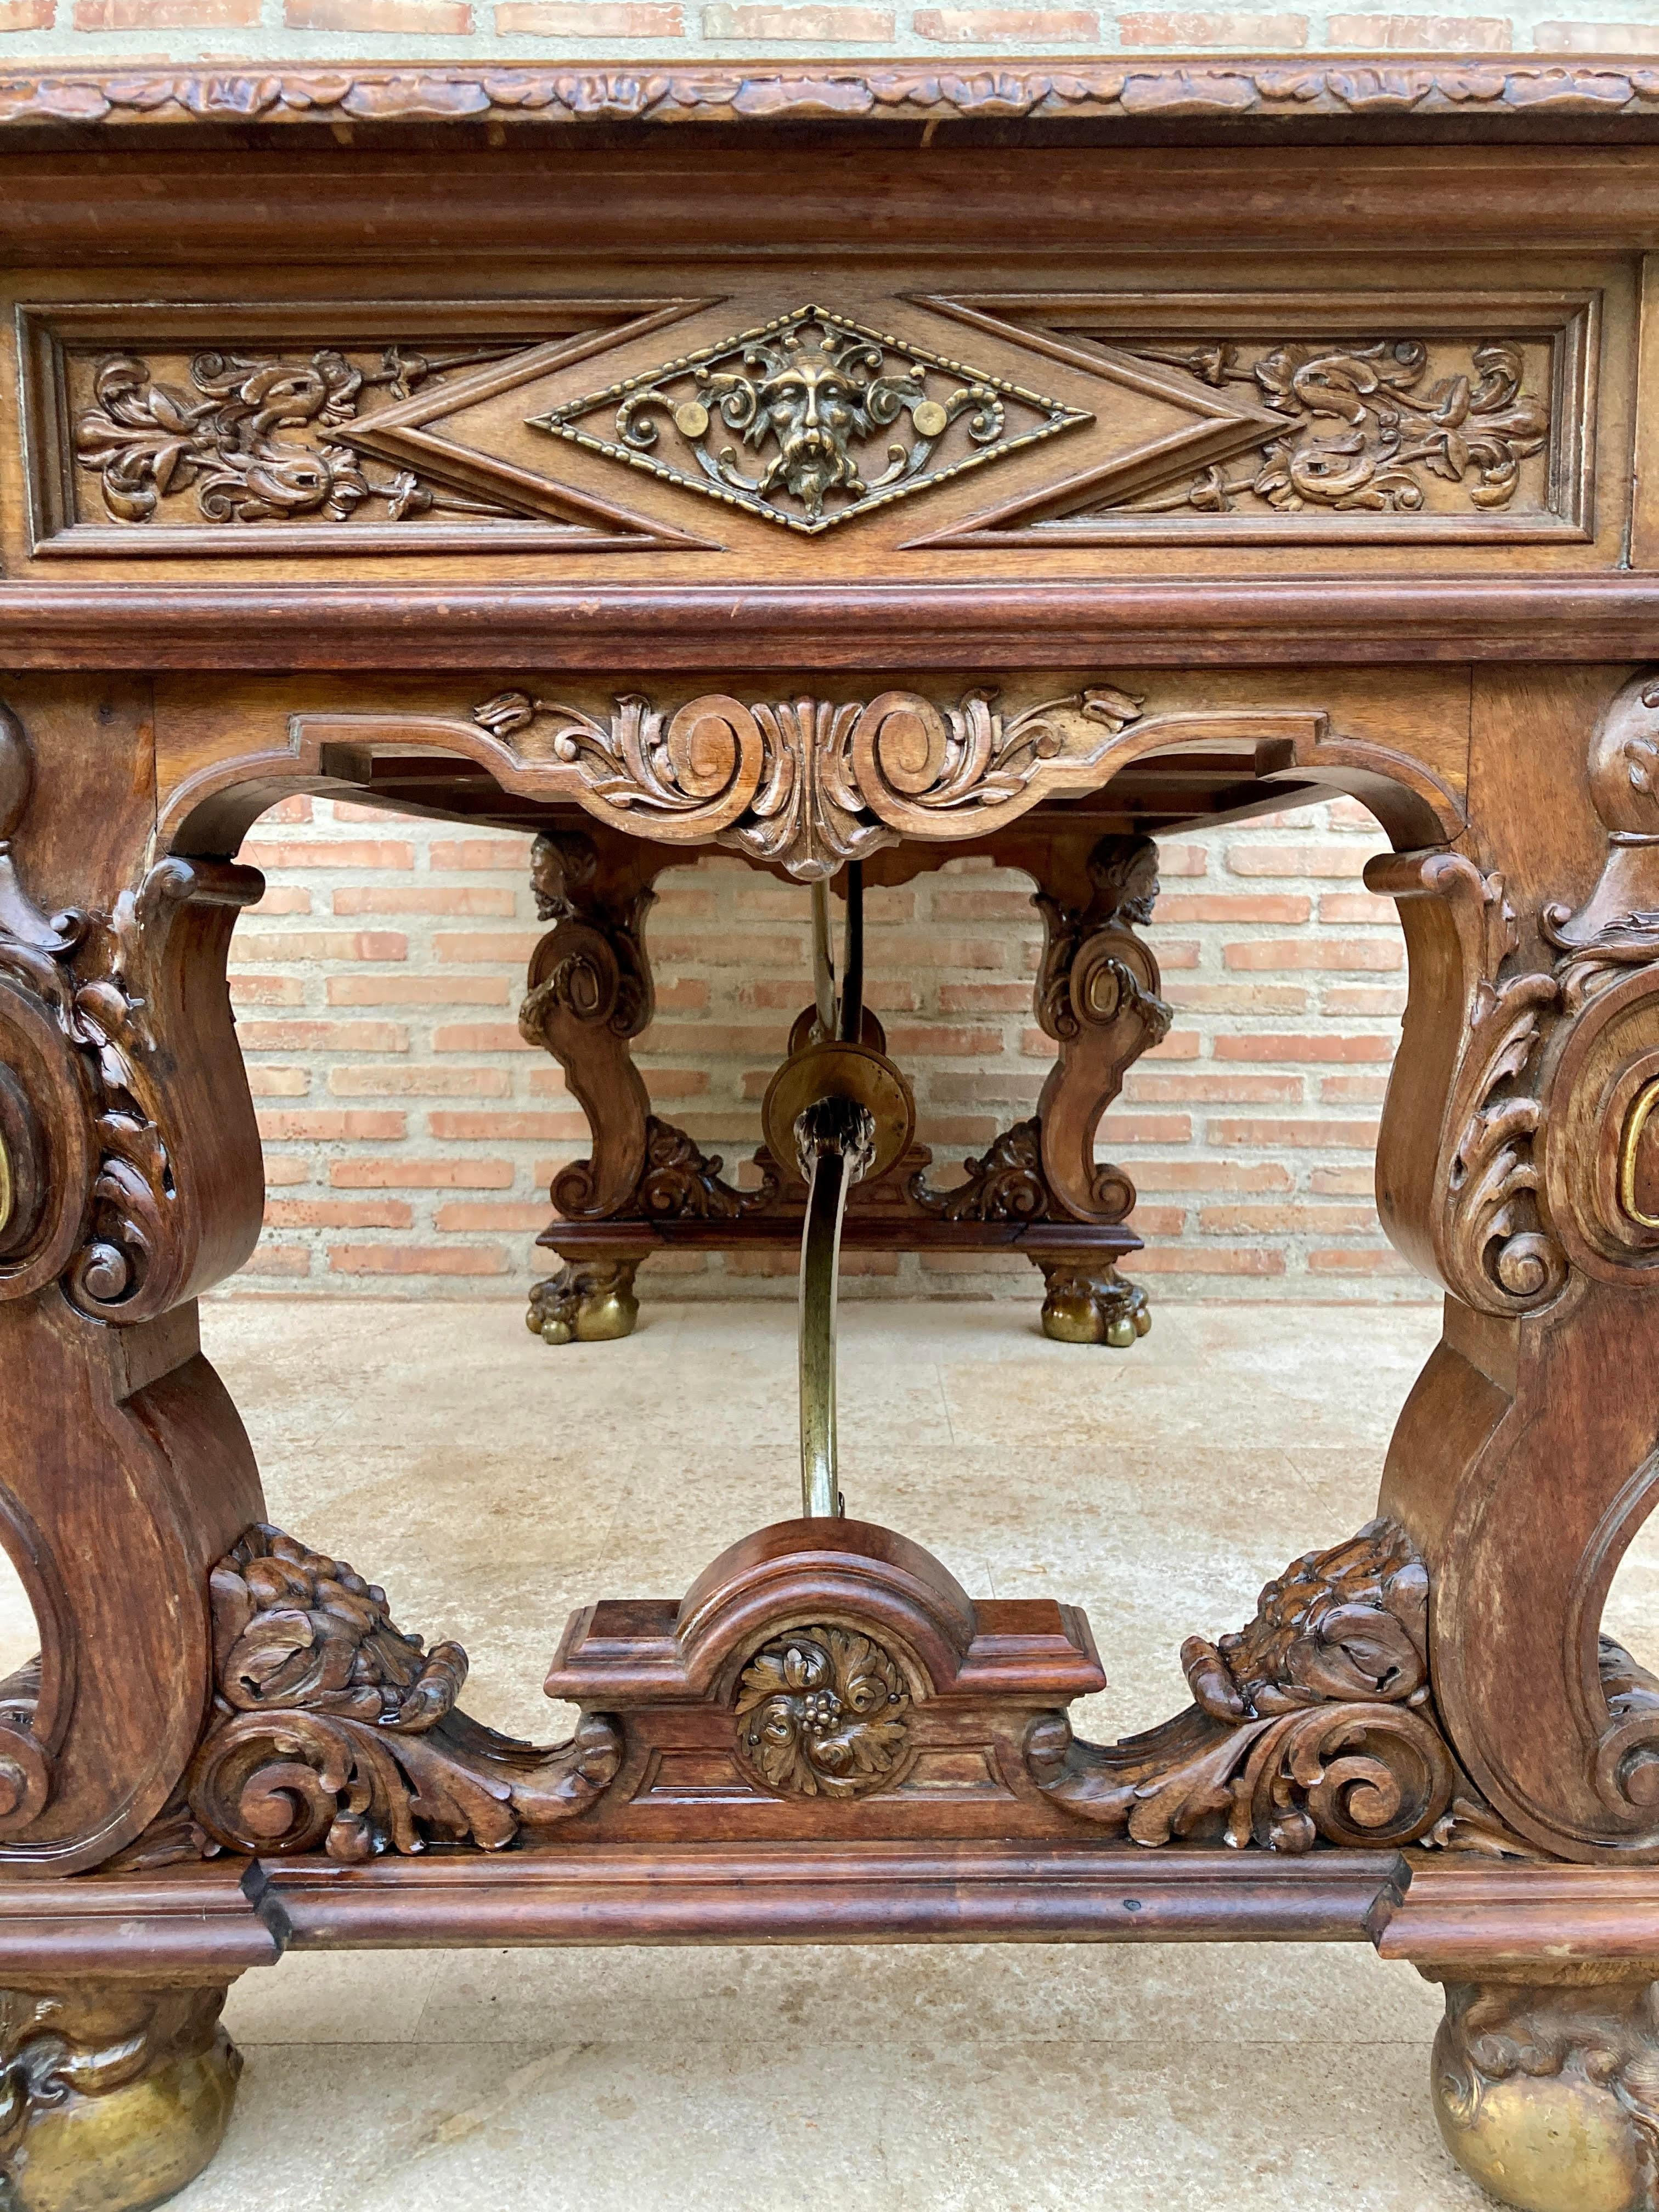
[796,865,870,1519]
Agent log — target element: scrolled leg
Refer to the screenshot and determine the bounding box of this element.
[526,1255,642,1346]
[1428,1973,1659,2212]
[0,1979,240,2212]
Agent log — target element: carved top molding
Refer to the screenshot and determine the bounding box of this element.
[3,60,1659,134]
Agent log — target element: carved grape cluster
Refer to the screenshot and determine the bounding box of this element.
[735,1625,910,1800]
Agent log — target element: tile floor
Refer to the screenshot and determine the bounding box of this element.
[89,1293,1659,2211]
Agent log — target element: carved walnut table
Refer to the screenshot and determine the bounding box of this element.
[4,57,1659,2211]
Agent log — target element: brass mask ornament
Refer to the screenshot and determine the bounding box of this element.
[531,303,1088,535]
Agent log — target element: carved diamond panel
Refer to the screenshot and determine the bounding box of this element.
[528,303,1091,535]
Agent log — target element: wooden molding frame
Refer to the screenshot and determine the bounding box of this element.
[2,58,1659,137]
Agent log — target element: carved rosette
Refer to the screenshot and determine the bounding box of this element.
[183,1526,619,1860]
[735,1625,912,1799]
[1030,1517,1455,1851]
[475,682,1143,882]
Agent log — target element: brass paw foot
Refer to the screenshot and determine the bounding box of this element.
[1430,1974,1659,2212]
[0,1982,240,2211]
[1036,1260,1151,1348]
[526,1257,641,1346]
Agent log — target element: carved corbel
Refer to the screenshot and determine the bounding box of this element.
[1027,1517,1464,1852]
[173,1525,620,1861]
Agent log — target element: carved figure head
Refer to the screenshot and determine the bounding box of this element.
[1590,675,1659,837]
[714,323,887,519]
[1092,834,1161,928]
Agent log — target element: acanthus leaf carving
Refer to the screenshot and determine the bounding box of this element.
[183,1525,620,1861]
[472,682,1143,882]
[1029,1517,1456,1852]
[1111,338,1550,518]
[73,344,525,528]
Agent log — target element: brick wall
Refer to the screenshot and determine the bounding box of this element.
[223,792,1427,1306]
[0,0,1652,63]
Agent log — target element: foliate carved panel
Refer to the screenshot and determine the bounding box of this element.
[735,1626,912,1799]
[180,1525,619,1861]
[931,291,1595,547]
[20,298,720,557]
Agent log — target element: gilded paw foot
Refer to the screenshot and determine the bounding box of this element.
[1036,1260,1151,1348]
[526,1257,642,1346]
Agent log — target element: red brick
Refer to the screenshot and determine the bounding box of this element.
[1144,1030,1202,1060]
[1216,1032,1395,1063]
[229,975,304,1006]
[1127,1073,1304,1104]
[286,0,469,22]
[238,1020,407,1053]
[230,931,406,965]
[254,796,313,825]
[885,1025,1002,1059]
[1229,841,1377,877]
[328,975,508,1007]
[433,932,545,964]
[701,1,894,30]
[428,1111,573,1142]
[266,1199,414,1229]
[329,1245,509,1276]
[1165,984,1308,1014]
[429,838,532,871]
[1311,1167,1376,1196]
[240,840,414,871]
[1198,1203,1376,1234]
[1119,9,1306,40]
[74,0,253,22]
[409,1014,526,1063]
[895,937,1008,972]
[246,1068,308,1098]
[1133,1246,1286,1276]
[1133,1160,1295,1193]
[433,1201,552,1232]
[1324,984,1408,1014]
[242,1243,312,1277]
[936,983,1032,1014]
[256,1110,405,1142]
[641,1023,783,1058]
[1319,891,1401,924]
[1208,1117,1380,1149]
[929,1071,1046,1106]
[1151,844,1209,877]
[1155,894,1312,924]
[1531,19,1659,49]
[246,887,312,916]
[331,887,517,917]
[1224,940,1401,972]
[931,889,1040,920]
[330,1157,515,1189]
[263,1157,309,1187]
[913,4,1099,31]
[1321,1073,1391,1103]
[1307,1247,1414,1274]
[328,1067,512,1098]
[496,0,681,25]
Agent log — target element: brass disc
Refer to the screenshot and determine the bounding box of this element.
[762,1040,915,1184]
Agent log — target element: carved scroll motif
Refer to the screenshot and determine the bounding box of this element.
[0,712,260,1324]
[476,683,1143,882]
[531,302,1088,534]
[183,1526,620,1860]
[73,345,522,527]
[1029,1518,1458,1851]
[1111,339,1550,517]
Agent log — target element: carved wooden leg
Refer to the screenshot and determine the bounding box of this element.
[0,1979,241,2212]
[1425,1972,1659,2212]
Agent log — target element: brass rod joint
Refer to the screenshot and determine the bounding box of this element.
[795,1092,876,1520]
